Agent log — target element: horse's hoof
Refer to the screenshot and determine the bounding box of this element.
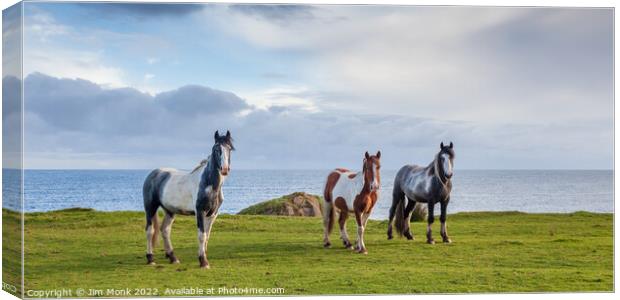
[427,239,435,245]
[443,239,452,244]
[343,241,353,249]
[358,248,368,255]
[198,255,209,269]
[405,234,414,241]
[147,262,156,266]
[323,242,331,248]
[199,261,210,269]
[166,252,180,264]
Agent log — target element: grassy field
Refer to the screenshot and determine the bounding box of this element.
[2,208,22,298]
[2,209,614,296]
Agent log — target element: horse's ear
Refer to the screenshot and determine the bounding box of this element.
[226,130,231,139]
[376,151,381,158]
[440,142,444,149]
[449,142,453,149]
[214,130,220,140]
[365,151,370,159]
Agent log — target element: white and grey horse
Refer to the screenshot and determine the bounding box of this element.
[143,130,234,268]
[387,142,455,244]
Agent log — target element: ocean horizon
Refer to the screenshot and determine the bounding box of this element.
[2,168,613,220]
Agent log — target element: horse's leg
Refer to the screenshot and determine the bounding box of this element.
[403,198,416,240]
[440,198,452,243]
[145,210,158,265]
[359,212,371,254]
[197,211,218,269]
[161,212,179,263]
[426,202,436,244]
[387,183,404,240]
[197,212,208,268]
[338,211,353,249]
[203,212,219,266]
[355,211,368,254]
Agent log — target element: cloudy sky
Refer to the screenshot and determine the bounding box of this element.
[2,3,613,170]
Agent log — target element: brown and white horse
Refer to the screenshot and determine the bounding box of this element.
[322,151,381,254]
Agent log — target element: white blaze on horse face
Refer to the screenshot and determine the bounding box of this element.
[219,145,227,174]
[220,145,232,176]
[370,161,379,191]
[442,154,453,177]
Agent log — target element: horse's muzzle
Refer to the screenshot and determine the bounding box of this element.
[221,167,230,176]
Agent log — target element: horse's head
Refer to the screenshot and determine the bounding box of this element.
[212,130,235,176]
[438,142,455,179]
[363,151,381,192]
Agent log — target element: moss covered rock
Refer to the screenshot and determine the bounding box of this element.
[238,192,323,217]
[410,202,428,222]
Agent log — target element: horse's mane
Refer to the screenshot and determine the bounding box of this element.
[431,152,450,187]
[190,157,209,174]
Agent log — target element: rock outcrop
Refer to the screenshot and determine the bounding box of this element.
[238,192,323,217]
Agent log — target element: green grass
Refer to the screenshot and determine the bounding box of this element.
[2,209,22,297]
[4,209,614,296]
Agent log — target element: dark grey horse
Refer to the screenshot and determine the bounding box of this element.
[143,130,234,268]
[387,142,455,244]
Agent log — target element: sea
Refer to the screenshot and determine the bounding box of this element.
[2,169,614,219]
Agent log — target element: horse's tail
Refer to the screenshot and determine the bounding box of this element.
[393,197,407,237]
[144,169,170,248]
[323,200,335,235]
[323,171,339,236]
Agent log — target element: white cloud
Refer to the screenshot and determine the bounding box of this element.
[2,4,22,78]
[203,6,612,125]
[18,73,613,169]
[237,86,321,112]
[146,57,160,65]
[22,6,173,91]
[26,10,69,42]
[22,8,127,88]
[23,48,127,88]
[14,5,612,170]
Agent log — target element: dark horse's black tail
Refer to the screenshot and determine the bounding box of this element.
[393,198,407,236]
[143,169,171,247]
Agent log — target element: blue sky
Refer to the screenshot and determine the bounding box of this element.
[23,3,311,98]
[3,3,614,169]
